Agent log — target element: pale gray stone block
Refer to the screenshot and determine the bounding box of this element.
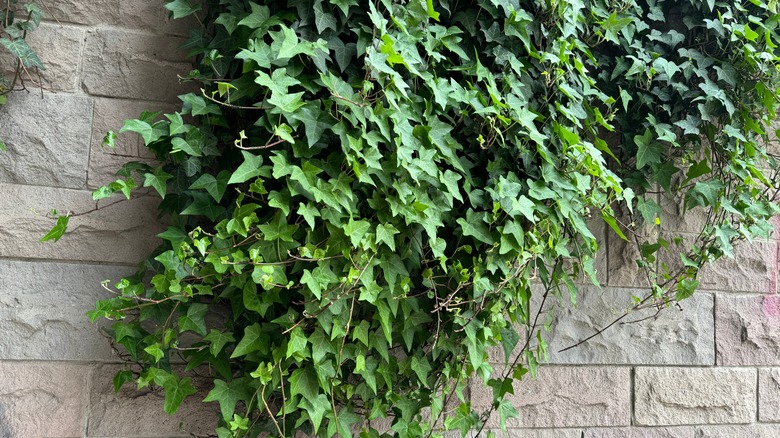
[759,368,780,422]
[0,259,131,360]
[541,286,714,365]
[634,367,756,425]
[695,425,780,438]
[586,426,694,438]
[88,150,156,189]
[0,92,92,188]
[481,429,583,438]
[0,183,162,264]
[471,366,630,428]
[0,361,89,437]
[716,294,780,365]
[82,29,193,102]
[606,228,651,287]
[91,97,178,157]
[699,239,777,293]
[86,364,219,437]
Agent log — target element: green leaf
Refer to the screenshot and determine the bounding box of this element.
[343,218,371,247]
[0,38,44,69]
[675,278,699,301]
[375,223,399,251]
[178,303,208,336]
[40,215,69,242]
[635,129,662,169]
[602,211,628,241]
[143,168,172,198]
[190,170,230,202]
[497,398,519,430]
[204,379,251,421]
[231,323,266,358]
[161,376,197,414]
[164,0,202,19]
[228,151,264,184]
[144,343,165,363]
[289,366,319,403]
[204,330,235,356]
[286,326,309,359]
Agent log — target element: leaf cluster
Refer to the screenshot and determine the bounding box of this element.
[79,0,780,437]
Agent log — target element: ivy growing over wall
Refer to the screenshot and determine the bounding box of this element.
[0,0,43,149]
[52,0,780,436]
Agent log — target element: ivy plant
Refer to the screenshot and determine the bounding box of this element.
[0,0,43,149]
[51,0,780,436]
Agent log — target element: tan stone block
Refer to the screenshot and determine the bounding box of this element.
[0,183,162,264]
[716,294,780,365]
[471,366,630,428]
[86,364,219,437]
[699,239,777,293]
[91,97,178,157]
[0,361,89,437]
[634,367,756,425]
[88,148,156,189]
[82,29,193,102]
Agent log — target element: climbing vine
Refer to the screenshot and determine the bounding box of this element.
[46,0,780,436]
[0,0,43,149]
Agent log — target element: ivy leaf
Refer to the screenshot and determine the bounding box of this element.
[375,223,399,251]
[161,376,197,414]
[144,168,172,198]
[635,129,661,169]
[164,0,201,19]
[178,303,208,336]
[228,151,264,185]
[457,210,494,244]
[497,398,519,429]
[39,215,69,242]
[286,326,309,359]
[204,330,235,356]
[230,323,266,358]
[289,366,319,403]
[258,211,298,242]
[313,0,338,33]
[410,356,432,384]
[0,38,43,69]
[343,218,371,247]
[203,379,251,421]
[189,170,230,202]
[675,278,699,301]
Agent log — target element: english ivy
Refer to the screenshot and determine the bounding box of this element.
[68,0,780,436]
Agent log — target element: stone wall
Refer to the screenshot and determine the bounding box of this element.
[1,3,779,438]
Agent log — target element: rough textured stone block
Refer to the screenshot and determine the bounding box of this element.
[716,294,780,365]
[86,364,219,437]
[41,0,195,35]
[0,183,162,264]
[0,92,92,189]
[88,149,156,189]
[471,366,630,428]
[606,229,651,287]
[695,425,780,438]
[485,429,583,438]
[586,427,693,438]
[634,367,756,425]
[0,361,89,437]
[759,368,780,422]
[542,286,714,365]
[0,260,130,361]
[23,22,84,92]
[699,239,777,293]
[82,29,193,102]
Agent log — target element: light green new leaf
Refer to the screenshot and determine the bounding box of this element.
[144,168,172,198]
[40,215,69,243]
[164,0,201,19]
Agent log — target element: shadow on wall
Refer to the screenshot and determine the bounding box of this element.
[0,403,12,438]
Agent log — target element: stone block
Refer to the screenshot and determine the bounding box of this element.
[0,361,90,437]
[0,183,162,264]
[634,367,756,425]
[82,29,193,102]
[23,22,84,92]
[660,192,710,235]
[586,427,693,438]
[483,429,583,438]
[759,368,780,422]
[41,0,196,35]
[716,294,780,365]
[86,364,219,437]
[88,149,156,189]
[471,366,630,428]
[0,92,92,189]
[699,239,777,293]
[695,425,780,438]
[0,259,131,361]
[541,286,714,365]
[606,228,651,287]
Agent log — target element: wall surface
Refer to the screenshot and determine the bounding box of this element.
[1,3,780,438]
